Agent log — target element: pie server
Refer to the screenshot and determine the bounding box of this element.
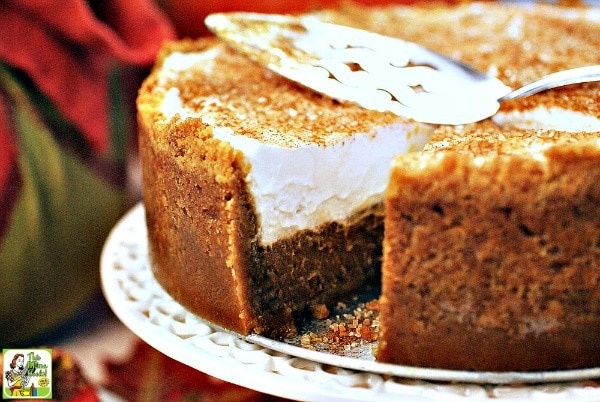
[205,12,600,125]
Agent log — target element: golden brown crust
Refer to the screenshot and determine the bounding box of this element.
[379,129,600,370]
[138,111,259,334]
[140,38,259,333]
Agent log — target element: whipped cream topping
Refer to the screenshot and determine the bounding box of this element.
[160,85,431,245]
[493,107,600,133]
[210,123,431,245]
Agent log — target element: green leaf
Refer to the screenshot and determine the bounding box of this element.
[0,64,126,345]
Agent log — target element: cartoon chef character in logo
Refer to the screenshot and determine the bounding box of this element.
[5,353,31,397]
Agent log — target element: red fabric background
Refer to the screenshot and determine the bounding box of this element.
[0,0,175,198]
